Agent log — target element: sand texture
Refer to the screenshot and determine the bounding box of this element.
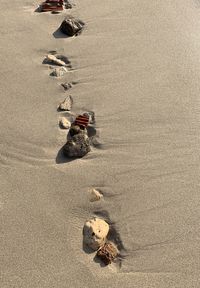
[1,0,200,287]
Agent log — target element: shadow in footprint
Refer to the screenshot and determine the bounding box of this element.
[94,210,126,252]
[56,145,76,164]
[34,6,41,13]
[56,54,71,65]
[82,241,95,255]
[93,254,107,267]
[87,126,96,138]
[57,107,74,114]
[87,126,103,149]
[53,28,70,39]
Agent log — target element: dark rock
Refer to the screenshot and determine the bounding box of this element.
[69,125,82,137]
[63,131,90,158]
[64,0,73,9]
[61,82,72,90]
[61,81,77,91]
[59,16,85,36]
[83,111,95,124]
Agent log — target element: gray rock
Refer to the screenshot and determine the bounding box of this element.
[61,82,72,90]
[63,131,90,158]
[64,0,73,9]
[60,16,85,36]
[58,95,73,111]
[50,67,68,77]
[69,124,82,136]
[83,111,95,124]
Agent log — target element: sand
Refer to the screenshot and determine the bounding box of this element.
[1,0,200,287]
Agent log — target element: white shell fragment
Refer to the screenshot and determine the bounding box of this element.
[59,117,71,129]
[83,218,109,250]
[89,188,103,202]
[46,54,67,66]
[58,95,73,111]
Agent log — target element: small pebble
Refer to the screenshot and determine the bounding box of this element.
[61,82,72,90]
[83,111,95,124]
[51,67,68,77]
[59,117,71,129]
[89,188,103,202]
[58,95,73,111]
[69,125,81,136]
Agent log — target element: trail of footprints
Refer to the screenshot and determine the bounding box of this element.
[36,0,124,267]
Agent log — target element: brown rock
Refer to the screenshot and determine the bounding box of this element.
[96,242,118,265]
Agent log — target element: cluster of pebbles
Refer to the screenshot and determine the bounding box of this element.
[36,0,121,266]
[83,218,119,265]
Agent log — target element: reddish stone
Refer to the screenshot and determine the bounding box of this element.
[41,1,63,12]
[74,115,89,129]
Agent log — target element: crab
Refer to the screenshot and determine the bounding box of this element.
[96,242,118,265]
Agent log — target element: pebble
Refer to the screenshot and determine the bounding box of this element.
[58,95,73,111]
[89,188,103,202]
[51,67,68,77]
[61,82,73,90]
[69,124,82,136]
[96,242,118,265]
[83,218,109,250]
[60,16,85,36]
[59,117,71,129]
[64,0,73,9]
[83,111,95,124]
[63,131,90,157]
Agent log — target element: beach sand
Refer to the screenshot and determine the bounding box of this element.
[1,0,200,287]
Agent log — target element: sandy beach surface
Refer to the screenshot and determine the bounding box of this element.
[1,0,200,287]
